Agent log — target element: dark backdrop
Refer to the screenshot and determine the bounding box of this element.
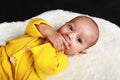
[0,0,120,27]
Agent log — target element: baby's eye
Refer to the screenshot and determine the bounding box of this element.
[77,38,82,43]
[69,26,73,31]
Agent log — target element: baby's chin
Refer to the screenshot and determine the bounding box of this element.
[64,49,81,55]
[64,49,75,55]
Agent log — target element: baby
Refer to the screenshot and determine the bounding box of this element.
[0,16,99,80]
[45,16,99,54]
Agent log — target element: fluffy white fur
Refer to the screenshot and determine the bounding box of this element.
[0,9,120,80]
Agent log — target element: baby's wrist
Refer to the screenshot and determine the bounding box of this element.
[45,29,55,37]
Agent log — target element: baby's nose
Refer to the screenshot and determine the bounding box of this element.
[68,33,76,40]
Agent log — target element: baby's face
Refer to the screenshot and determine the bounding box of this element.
[57,16,99,55]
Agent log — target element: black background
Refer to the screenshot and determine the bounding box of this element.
[0,0,120,27]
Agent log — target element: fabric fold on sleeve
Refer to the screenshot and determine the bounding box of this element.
[31,43,68,79]
[24,18,52,38]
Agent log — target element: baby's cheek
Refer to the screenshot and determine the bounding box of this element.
[70,41,78,47]
[70,41,82,51]
[69,43,78,50]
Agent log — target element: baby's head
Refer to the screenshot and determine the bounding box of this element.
[57,16,99,55]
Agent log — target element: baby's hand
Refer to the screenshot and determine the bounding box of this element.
[46,30,69,53]
[36,23,69,52]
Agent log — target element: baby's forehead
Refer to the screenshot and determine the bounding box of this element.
[71,16,96,24]
[70,16,98,31]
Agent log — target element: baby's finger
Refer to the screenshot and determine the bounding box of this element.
[61,37,70,49]
[57,37,64,53]
[60,38,65,53]
[52,41,58,50]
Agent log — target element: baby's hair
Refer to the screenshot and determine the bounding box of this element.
[84,16,99,48]
[86,16,99,47]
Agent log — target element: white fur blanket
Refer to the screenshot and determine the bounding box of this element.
[0,10,120,80]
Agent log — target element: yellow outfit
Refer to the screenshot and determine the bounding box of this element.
[0,18,68,80]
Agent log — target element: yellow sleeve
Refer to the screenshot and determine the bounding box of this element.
[31,43,68,79]
[24,18,52,38]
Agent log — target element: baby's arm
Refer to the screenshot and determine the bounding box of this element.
[36,23,69,52]
[25,18,69,52]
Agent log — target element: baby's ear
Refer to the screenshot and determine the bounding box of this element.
[80,50,87,54]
